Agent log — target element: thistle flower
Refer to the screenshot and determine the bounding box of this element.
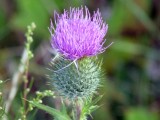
[50,6,109,60]
[48,7,110,101]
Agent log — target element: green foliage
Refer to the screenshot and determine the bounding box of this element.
[48,57,103,101]
[12,0,49,37]
[125,107,159,120]
[11,0,83,38]
[17,23,36,120]
[28,90,55,112]
[28,94,103,120]
[0,7,8,41]
[0,96,5,119]
[108,0,151,35]
[0,80,5,119]
[119,0,156,33]
[28,100,71,120]
[80,95,103,120]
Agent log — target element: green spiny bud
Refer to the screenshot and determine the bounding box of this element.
[48,57,103,101]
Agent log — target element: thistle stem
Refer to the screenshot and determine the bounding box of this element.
[73,101,82,120]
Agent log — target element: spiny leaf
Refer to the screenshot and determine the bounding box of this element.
[80,95,103,120]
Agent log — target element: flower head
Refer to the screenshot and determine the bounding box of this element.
[50,6,108,60]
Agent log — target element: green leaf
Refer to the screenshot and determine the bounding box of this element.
[29,101,71,120]
[80,95,103,120]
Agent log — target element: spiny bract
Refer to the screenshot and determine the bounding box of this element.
[48,57,103,100]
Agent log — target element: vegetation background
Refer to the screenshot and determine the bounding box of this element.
[0,0,160,120]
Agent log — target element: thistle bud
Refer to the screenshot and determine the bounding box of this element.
[48,57,103,100]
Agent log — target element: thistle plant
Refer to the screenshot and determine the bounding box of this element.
[29,6,112,120]
[44,6,112,119]
[48,6,112,101]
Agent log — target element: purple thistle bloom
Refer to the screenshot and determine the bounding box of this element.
[50,6,109,60]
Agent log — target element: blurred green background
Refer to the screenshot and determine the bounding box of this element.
[0,0,160,120]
